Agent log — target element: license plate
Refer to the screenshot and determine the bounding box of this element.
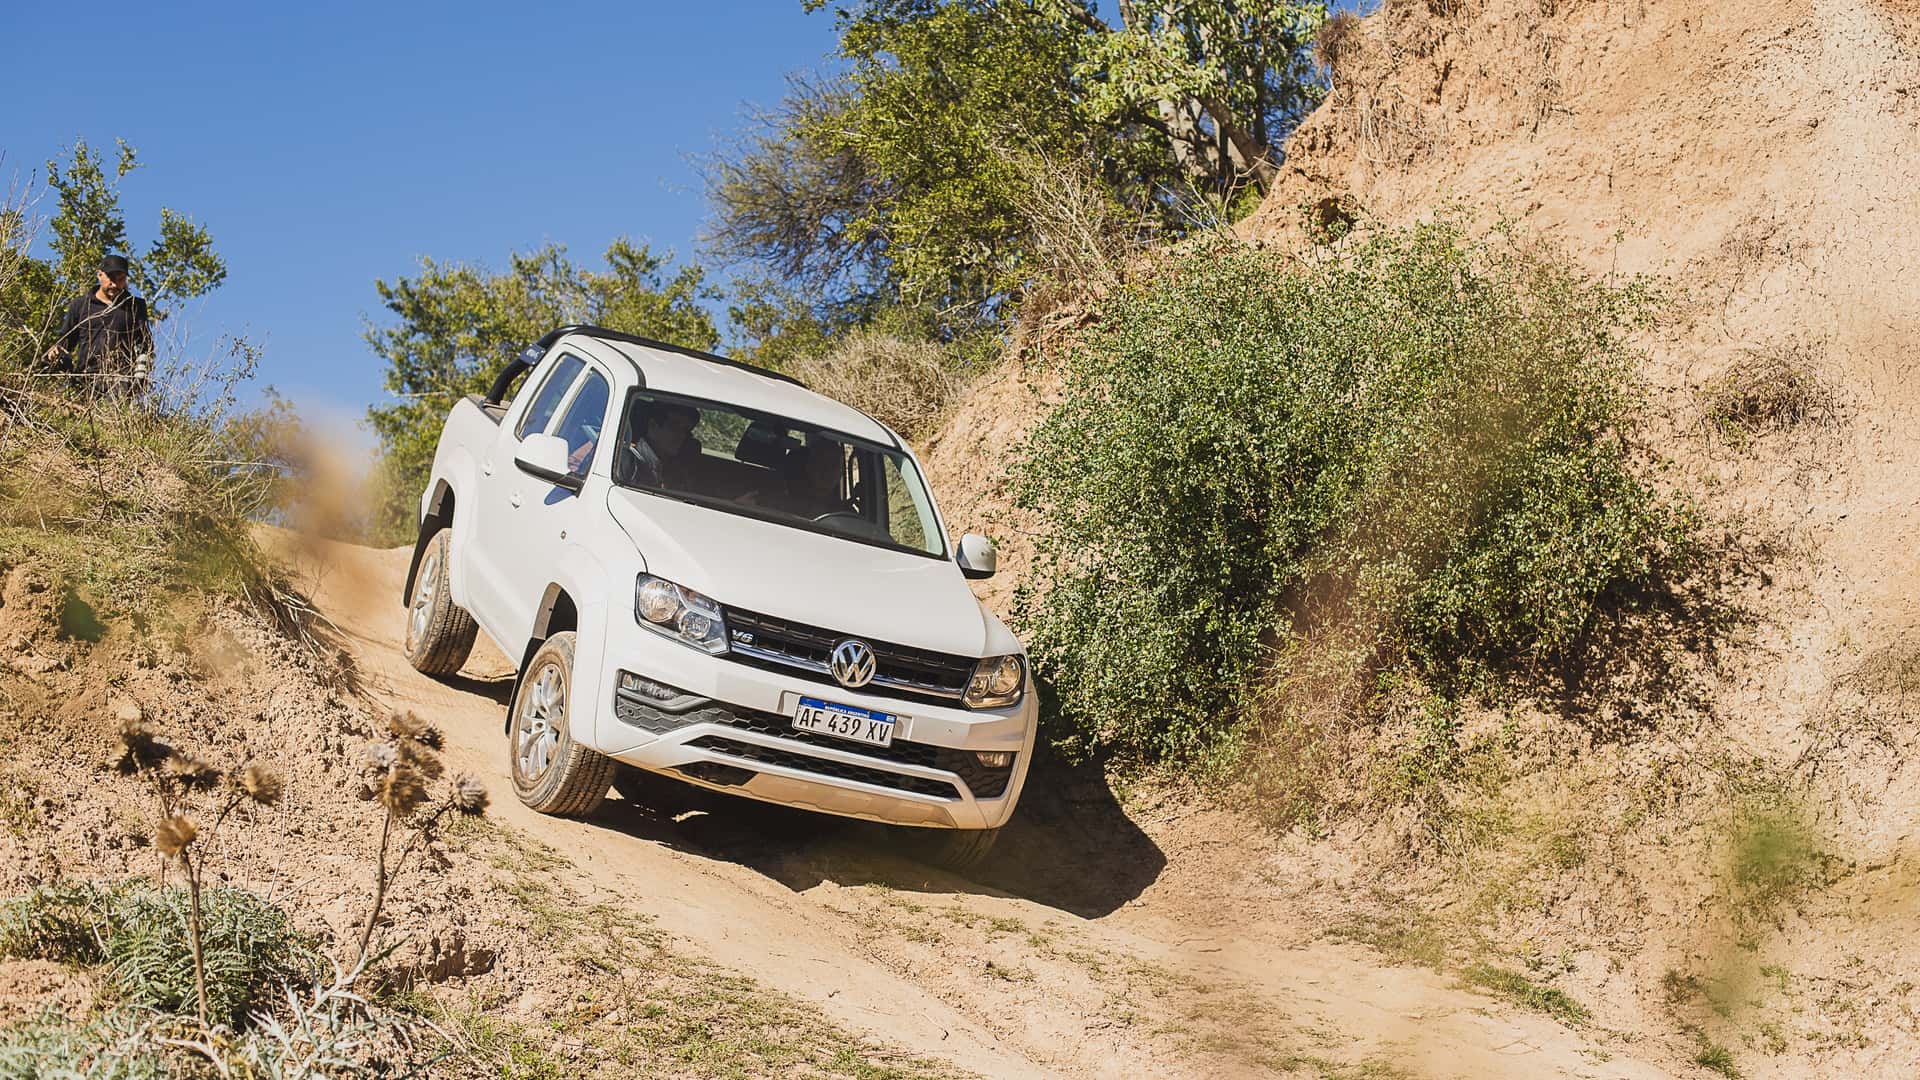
[793,697,896,748]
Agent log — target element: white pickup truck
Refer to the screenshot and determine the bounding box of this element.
[401,325,1034,868]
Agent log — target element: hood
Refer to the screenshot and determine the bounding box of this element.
[606,488,993,656]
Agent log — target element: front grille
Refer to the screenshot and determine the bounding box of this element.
[615,694,1015,800]
[721,606,976,707]
[711,710,1013,800]
[688,735,961,799]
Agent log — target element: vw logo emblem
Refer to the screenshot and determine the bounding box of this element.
[829,639,877,689]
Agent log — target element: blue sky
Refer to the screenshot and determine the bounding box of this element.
[1,0,843,451]
[5,2,1354,455]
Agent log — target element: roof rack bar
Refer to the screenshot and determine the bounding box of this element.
[562,324,804,387]
[482,324,803,407]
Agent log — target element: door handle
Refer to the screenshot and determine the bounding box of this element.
[509,492,523,508]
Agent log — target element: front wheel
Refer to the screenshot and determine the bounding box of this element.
[508,632,614,817]
[893,826,1001,874]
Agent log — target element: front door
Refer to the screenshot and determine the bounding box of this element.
[468,351,585,640]
[495,362,613,648]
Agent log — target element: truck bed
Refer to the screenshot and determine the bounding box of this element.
[465,393,508,425]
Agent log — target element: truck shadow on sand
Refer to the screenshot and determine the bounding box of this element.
[584,760,1164,918]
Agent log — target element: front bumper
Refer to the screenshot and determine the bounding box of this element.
[584,612,1036,830]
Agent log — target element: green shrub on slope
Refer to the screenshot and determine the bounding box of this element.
[0,882,320,1031]
[0,1010,170,1080]
[1014,220,1698,762]
[104,886,320,1029]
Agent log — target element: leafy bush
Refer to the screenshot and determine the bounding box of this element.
[0,998,411,1079]
[3,881,321,1031]
[103,885,319,1028]
[1013,219,1700,762]
[0,879,450,1076]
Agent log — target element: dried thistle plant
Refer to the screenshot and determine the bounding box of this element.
[153,815,197,858]
[354,712,487,966]
[165,754,222,791]
[452,775,489,816]
[114,718,174,775]
[234,765,283,806]
[109,710,284,1026]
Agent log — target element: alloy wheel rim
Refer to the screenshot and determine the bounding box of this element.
[516,662,565,783]
[408,550,439,649]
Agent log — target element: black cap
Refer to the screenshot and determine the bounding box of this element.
[98,254,130,275]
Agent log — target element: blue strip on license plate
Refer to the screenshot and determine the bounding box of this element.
[797,697,895,724]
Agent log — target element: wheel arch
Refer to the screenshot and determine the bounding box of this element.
[402,479,457,607]
[505,582,580,732]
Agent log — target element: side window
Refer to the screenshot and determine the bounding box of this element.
[879,453,940,553]
[514,353,585,439]
[552,370,611,476]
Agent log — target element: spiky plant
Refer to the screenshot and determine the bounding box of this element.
[111,713,283,1024]
[0,880,119,963]
[104,885,318,1027]
[354,712,488,966]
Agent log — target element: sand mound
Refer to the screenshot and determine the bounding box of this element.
[1258,2,1920,1073]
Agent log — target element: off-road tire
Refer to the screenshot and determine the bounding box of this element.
[403,527,477,676]
[509,632,614,817]
[895,825,1001,873]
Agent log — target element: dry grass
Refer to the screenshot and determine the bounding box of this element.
[1316,10,1367,77]
[786,331,975,438]
[1699,339,1839,441]
[1846,643,1920,708]
[989,135,1158,321]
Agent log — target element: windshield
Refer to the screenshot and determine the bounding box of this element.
[610,389,947,558]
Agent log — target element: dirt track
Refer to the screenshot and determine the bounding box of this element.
[278,535,1674,1078]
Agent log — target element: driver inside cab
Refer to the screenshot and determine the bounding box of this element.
[780,437,856,519]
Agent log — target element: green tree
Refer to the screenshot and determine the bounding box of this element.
[44,139,136,296]
[706,79,893,331]
[723,273,837,372]
[2,139,225,371]
[145,208,227,310]
[1045,0,1325,190]
[363,240,718,543]
[707,0,1324,339]
[44,139,226,315]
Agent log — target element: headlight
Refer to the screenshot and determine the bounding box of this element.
[633,574,727,655]
[964,654,1025,709]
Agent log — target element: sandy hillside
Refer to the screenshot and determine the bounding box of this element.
[267,532,1675,1079]
[918,0,1920,1075]
[1258,0,1920,1074]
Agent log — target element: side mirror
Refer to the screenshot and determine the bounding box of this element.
[513,433,583,492]
[956,533,997,580]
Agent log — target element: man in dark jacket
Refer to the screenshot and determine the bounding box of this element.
[43,254,154,396]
